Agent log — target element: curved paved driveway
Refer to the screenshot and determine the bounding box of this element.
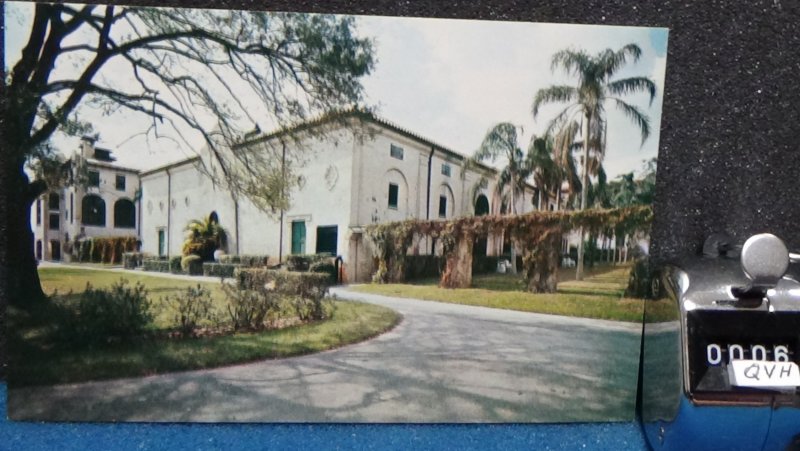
[8,288,642,423]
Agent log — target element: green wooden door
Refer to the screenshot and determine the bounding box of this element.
[158,229,166,257]
[291,221,306,254]
[315,226,338,255]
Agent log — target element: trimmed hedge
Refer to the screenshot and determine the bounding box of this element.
[203,262,242,278]
[309,260,337,283]
[142,259,170,273]
[286,253,332,272]
[141,255,183,274]
[169,256,183,274]
[123,252,144,269]
[219,254,269,267]
[235,268,332,297]
[181,255,203,275]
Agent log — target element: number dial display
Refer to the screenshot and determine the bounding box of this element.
[686,310,800,403]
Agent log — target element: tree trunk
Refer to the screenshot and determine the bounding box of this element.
[440,233,473,288]
[1,152,47,308]
[509,172,517,275]
[576,112,592,281]
[524,232,560,293]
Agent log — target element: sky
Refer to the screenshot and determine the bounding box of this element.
[4,3,668,180]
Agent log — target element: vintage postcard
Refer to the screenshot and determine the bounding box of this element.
[4,1,667,422]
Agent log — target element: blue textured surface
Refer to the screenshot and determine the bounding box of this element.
[0,384,649,450]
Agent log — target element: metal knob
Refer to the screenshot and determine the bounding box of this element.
[740,233,789,289]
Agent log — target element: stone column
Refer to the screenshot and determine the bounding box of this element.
[440,232,473,288]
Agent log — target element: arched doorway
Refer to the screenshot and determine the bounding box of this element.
[114,199,136,228]
[82,194,106,226]
[474,195,490,216]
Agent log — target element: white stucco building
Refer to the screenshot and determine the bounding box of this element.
[139,112,539,282]
[31,137,141,261]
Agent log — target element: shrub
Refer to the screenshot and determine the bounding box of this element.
[241,255,270,267]
[625,257,662,299]
[235,268,332,298]
[74,237,139,264]
[221,281,281,331]
[203,262,241,278]
[289,293,334,322]
[79,239,92,262]
[142,258,169,273]
[286,255,311,271]
[161,284,216,337]
[286,253,333,272]
[168,255,182,273]
[236,268,334,321]
[219,254,269,267]
[123,252,143,269]
[54,279,153,345]
[309,260,337,283]
[219,255,240,264]
[181,254,203,275]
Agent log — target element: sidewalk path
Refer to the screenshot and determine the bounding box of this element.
[9,269,643,423]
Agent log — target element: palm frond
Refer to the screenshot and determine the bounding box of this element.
[542,103,581,136]
[551,49,591,78]
[612,98,651,144]
[599,43,642,79]
[607,77,657,105]
[531,85,578,117]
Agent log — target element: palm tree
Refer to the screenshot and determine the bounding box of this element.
[183,212,228,261]
[474,123,532,274]
[610,172,638,207]
[532,43,656,279]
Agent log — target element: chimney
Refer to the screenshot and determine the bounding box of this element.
[79,135,96,159]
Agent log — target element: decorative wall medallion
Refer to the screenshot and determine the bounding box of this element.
[325,165,338,190]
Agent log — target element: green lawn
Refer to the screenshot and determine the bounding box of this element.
[8,267,401,387]
[351,265,647,322]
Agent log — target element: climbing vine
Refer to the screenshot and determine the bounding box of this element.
[365,206,652,292]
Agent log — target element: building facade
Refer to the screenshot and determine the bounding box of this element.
[31,137,141,261]
[139,113,539,282]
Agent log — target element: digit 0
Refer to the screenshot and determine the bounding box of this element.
[707,344,722,365]
[729,344,744,361]
[751,345,767,361]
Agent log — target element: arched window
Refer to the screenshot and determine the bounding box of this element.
[114,199,136,229]
[474,194,490,216]
[82,194,106,226]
